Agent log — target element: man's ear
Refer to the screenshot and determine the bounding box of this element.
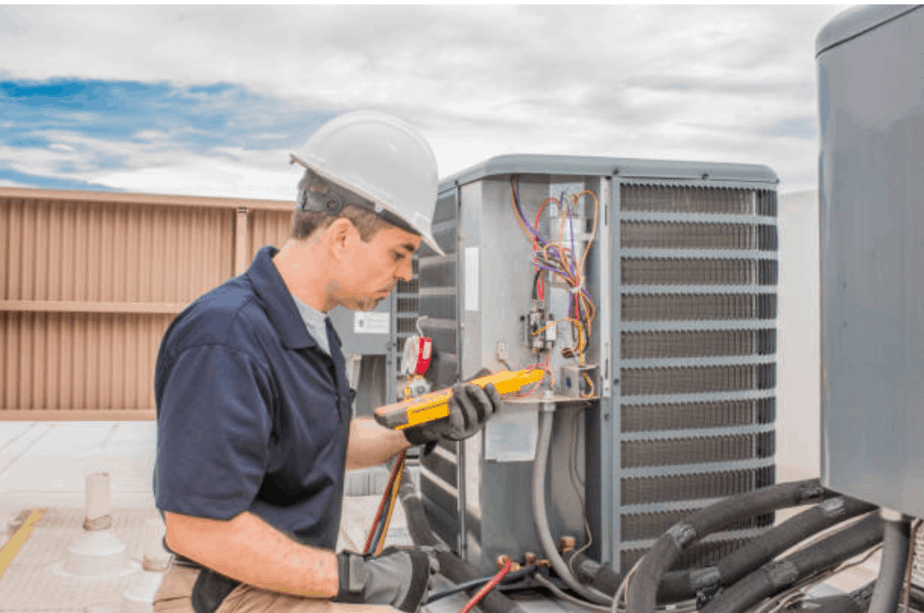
[324,218,356,260]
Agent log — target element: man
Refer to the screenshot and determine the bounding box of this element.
[152,111,502,613]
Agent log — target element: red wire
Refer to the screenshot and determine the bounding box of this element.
[363,451,405,553]
[460,558,513,613]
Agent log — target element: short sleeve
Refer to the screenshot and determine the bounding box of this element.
[154,344,274,520]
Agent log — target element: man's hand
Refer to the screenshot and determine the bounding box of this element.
[404,382,503,445]
[335,547,439,613]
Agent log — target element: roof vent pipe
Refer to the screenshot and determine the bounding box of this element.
[84,472,113,531]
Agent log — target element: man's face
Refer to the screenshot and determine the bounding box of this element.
[331,225,421,311]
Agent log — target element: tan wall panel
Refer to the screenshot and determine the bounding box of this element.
[0,311,172,412]
[0,191,291,420]
[249,209,293,262]
[1,197,236,304]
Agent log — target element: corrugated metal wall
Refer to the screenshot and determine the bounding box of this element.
[0,188,294,421]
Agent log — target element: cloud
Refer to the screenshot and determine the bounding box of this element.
[0,5,849,196]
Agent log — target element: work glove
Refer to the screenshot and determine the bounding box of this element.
[335,546,439,613]
[404,382,503,445]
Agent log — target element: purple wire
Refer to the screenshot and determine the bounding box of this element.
[568,200,577,279]
[533,263,561,276]
[512,178,545,245]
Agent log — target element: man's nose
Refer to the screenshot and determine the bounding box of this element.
[397,257,414,282]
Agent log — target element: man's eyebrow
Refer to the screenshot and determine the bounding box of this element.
[400,243,418,254]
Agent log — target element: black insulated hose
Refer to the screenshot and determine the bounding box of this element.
[699,512,883,613]
[626,479,831,613]
[655,496,876,603]
[564,550,622,596]
[868,509,912,613]
[397,473,529,613]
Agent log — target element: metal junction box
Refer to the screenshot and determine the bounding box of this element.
[416,154,779,573]
[817,5,924,515]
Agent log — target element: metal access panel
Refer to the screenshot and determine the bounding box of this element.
[817,5,924,515]
[416,154,779,574]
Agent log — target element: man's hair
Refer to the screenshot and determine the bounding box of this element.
[290,171,392,242]
[291,205,391,242]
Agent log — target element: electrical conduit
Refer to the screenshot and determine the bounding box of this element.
[868,508,912,613]
[533,408,612,606]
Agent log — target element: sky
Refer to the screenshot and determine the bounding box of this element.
[0,4,848,201]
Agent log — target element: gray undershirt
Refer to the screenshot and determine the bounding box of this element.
[291,294,331,357]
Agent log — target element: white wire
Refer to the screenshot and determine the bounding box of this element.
[753,543,884,613]
[534,571,700,613]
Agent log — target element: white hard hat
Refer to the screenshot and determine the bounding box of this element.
[290,110,445,256]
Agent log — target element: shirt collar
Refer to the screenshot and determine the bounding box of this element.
[247,245,319,350]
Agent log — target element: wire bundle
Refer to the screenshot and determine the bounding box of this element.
[509,176,599,398]
[363,450,407,555]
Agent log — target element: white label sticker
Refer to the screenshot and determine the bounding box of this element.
[465,247,479,311]
[354,312,390,335]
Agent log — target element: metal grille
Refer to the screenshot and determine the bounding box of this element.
[622,364,775,396]
[622,537,757,573]
[419,190,460,390]
[419,258,457,287]
[617,181,778,574]
[622,398,775,432]
[622,329,776,359]
[911,528,924,589]
[397,318,418,335]
[757,191,778,216]
[621,222,778,251]
[622,259,777,286]
[622,433,775,468]
[395,256,420,370]
[418,293,457,321]
[621,185,755,215]
[622,510,774,541]
[622,294,776,321]
[622,467,776,506]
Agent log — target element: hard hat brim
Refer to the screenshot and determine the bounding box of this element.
[291,153,446,257]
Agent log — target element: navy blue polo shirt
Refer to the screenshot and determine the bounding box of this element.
[153,245,354,551]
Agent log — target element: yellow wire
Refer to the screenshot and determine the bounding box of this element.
[572,190,599,278]
[581,371,595,398]
[531,318,583,345]
[375,455,405,555]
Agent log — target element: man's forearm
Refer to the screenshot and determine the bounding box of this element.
[345,417,411,471]
[164,510,338,598]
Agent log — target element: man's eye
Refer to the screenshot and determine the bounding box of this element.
[392,251,406,262]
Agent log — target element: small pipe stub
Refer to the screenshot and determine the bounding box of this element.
[880,507,905,522]
[559,536,576,554]
[495,554,520,571]
[141,518,171,572]
[83,472,113,531]
[523,551,537,566]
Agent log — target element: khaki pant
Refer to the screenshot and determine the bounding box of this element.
[153,559,401,613]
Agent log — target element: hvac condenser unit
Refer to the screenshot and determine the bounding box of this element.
[416,155,779,575]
